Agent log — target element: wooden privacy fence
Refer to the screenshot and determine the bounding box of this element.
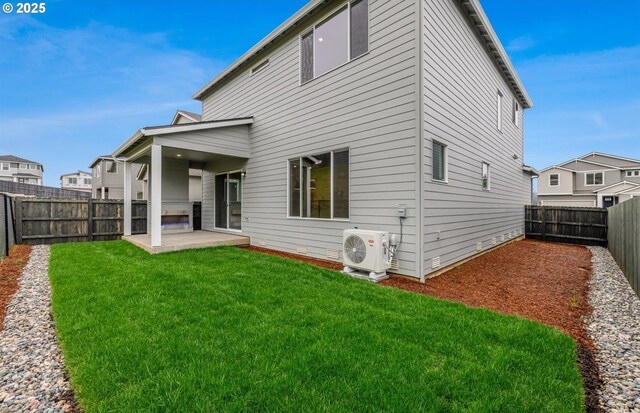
[0,181,91,199]
[608,198,640,298]
[0,194,17,259]
[14,198,147,245]
[525,206,608,246]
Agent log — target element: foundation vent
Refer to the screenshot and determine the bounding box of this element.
[476,242,483,251]
[390,257,399,271]
[296,245,308,254]
[326,249,341,261]
[431,256,440,269]
[501,234,505,242]
[492,237,497,246]
[258,239,266,247]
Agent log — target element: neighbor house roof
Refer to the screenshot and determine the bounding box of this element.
[578,152,640,165]
[594,181,640,193]
[14,173,40,178]
[0,155,39,164]
[522,165,540,176]
[171,110,202,125]
[60,170,91,178]
[89,155,121,169]
[112,117,254,158]
[191,0,532,108]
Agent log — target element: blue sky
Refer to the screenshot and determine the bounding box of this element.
[0,0,638,187]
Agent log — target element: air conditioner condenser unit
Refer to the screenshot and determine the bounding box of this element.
[342,229,391,282]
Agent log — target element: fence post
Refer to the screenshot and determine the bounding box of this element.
[540,206,546,241]
[14,197,22,244]
[87,198,94,242]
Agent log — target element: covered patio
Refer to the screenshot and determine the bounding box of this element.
[112,117,253,250]
[123,231,249,254]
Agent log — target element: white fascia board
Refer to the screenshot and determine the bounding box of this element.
[539,165,574,173]
[592,181,635,193]
[579,152,640,164]
[144,118,253,136]
[559,158,621,170]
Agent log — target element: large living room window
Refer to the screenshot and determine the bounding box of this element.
[585,172,603,186]
[289,149,349,219]
[300,0,369,84]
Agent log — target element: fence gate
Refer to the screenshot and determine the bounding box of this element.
[525,206,608,246]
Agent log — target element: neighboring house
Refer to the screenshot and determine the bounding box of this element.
[538,153,640,208]
[0,155,44,185]
[60,170,92,193]
[171,110,202,125]
[112,0,537,281]
[89,156,145,200]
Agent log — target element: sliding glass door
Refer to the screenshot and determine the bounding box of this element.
[215,172,242,231]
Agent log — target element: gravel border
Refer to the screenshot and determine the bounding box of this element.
[0,245,78,412]
[587,246,640,413]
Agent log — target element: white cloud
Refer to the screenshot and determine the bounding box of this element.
[507,35,536,52]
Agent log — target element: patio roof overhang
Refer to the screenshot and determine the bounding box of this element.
[113,117,254,161]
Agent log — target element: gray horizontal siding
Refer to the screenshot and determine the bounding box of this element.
[201,0,419,276]
[154,126,250,159]
[422,0,530,275]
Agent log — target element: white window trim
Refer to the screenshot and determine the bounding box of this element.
[549,173,559,187]
[1,163,8,171]
[584,171,604,186]
[626,170,640,177]
[299,0,370,86]
[213,170,244,234]
[482,162,491,191]
[432,140,448,183]
[287,148,350,221]
[513,99,520,128]
[106,161,118,174]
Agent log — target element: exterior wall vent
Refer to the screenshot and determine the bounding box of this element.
[296,245,308,254]
[258,239,266,246]
[476,242,483,251]
[431,256,440,269]
[492,237,497,245]
[501,234,505,242]
[390,257,399,271]
[326,249,341,261]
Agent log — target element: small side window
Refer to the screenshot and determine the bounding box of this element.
[432,141,447,182]
[482,162,490,190]
[549,174,559,186]
[512,99,520,127]
[496,91,503,132]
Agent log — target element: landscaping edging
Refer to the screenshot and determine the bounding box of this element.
[587,246,640,413]
[0,245,79,412]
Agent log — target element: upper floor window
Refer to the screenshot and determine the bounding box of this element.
[432,140,447,182]
[512,99,520,127]
[300,0,369,84]
[20,163,28,169]
[549,174,559,187]
[84,178,92,185]
[106,161,118,174]
[1,163,8,171]
[29,164,37,170]
[481,162,491,190]
[68,177,77,185]
[289,149,349,219]
[585,172,603,186]
[95,164,102,178]
[496,91,503,132]
[626,170,640,177]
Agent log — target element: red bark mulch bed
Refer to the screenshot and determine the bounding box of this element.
[381,239,601,413]
[244,246,344,271]
[0,245,32,332]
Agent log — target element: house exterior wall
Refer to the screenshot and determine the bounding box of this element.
[537,168,573,195]
[60,172,92,192]
[0,160,43,185]
[200,0,421,276]
[421,0,530,276]
[91,159,145,199]
[538,195,596,207]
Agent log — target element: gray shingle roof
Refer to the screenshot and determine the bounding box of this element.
[0,155,39,164]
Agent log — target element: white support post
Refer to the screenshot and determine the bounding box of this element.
[151,144,162,247]
[123,161,132,236]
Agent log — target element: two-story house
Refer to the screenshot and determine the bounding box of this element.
[112,0,537,282]
[0,155,44,185]
[89,156,146,200]
[60,170,92,193]
[538,152,640,208]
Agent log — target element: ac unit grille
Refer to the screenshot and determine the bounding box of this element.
[344,235,367,264]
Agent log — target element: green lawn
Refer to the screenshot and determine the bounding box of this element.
[49,241,584,412]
